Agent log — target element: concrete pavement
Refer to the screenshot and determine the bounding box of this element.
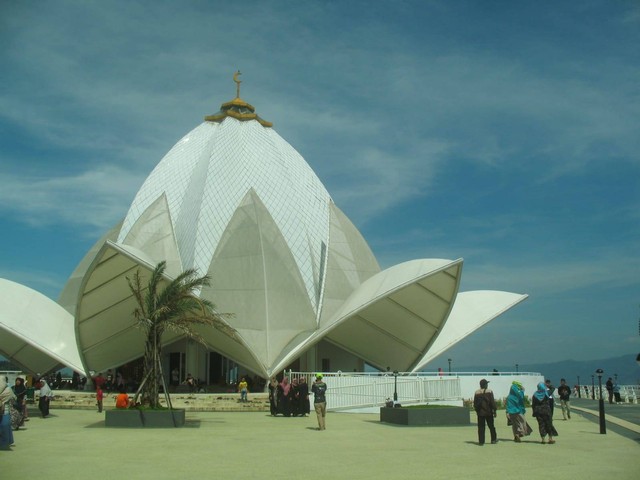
[4,406,639,479]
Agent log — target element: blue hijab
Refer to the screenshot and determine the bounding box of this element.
[533,382,548,401]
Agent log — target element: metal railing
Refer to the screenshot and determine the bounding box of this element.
[574,384,638,404]
[285,371,462,411]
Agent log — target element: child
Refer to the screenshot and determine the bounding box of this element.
[96,384,104,413]
[115,388,130,409]
[238,377,248,403]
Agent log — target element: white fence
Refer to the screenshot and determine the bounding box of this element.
[286,371,461,411]
[575,384,638,404]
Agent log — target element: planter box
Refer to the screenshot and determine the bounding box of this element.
[105,408,186,428]
[380,406,470,426]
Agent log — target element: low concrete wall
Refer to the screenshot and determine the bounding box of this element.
[43,391,270,412]
[380,406,470,426]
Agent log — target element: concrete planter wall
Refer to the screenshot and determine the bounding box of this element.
[105,408,186,428]
[380,406,470,426]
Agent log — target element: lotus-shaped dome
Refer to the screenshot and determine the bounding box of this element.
[0,87,527,379]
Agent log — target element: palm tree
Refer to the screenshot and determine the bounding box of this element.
[127,261,235,409]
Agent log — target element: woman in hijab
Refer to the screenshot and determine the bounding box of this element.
[268,378,279,416]
[506,381,527,442]
[532,382,557,444]
[297,377,310,417]
[278,377,292,417]
[11,377,27,430]
[0,376,16,449]
[38,378,53,418]
[290,378,300,416]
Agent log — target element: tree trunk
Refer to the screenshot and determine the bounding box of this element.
[143,328,163,408]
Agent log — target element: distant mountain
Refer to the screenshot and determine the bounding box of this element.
[453,353,640,386]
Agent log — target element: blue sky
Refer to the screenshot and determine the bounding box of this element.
[1,1,638,369]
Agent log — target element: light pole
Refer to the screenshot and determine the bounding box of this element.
[577,375,581,398]
[393,370,399,403]
[596,368,606,434]
[448,358,452,375]
[591,375,595,400]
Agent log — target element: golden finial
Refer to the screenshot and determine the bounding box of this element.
[204,70,273,127]
[233,70,242,98]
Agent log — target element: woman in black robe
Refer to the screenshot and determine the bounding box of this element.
[11,377,27,429]
[268,378,278,416]
[278,377,292,417]
[532,382,558,444]
[297,377,310,416]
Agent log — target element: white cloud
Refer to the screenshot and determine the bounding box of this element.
[0,166,143,232]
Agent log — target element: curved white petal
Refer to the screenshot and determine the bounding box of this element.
[0,278,84,373]
[271,258,463,373]
[411,290,529,372]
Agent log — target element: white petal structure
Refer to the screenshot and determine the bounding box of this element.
[0,90,527,377]
[411,291,529,371]
[0,279,84,373]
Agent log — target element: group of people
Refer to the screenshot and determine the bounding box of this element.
[93,371,132,412]
[95,383,131,413]
[473,377,571,446]
[92,370,128,394]
[268,376,311,417]
[268,374,328,430]
[605,377,623,404]
[0,375,59,450]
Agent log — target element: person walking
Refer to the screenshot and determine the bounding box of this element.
[473,379,497,445]
[557,378,571,420]
[506,381,528,443]
[545,379,555,418]
[532,382,557,444]
[38,378,53,418]
[311,373,327,430]
[605,377,614,404]
[613,382,622,403]
[11,377,27,429]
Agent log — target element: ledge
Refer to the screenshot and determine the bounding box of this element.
[380,406,470,426]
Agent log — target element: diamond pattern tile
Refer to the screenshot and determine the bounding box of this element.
[118,118,331,310]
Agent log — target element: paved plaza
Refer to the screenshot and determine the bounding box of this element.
[4,402,639,479]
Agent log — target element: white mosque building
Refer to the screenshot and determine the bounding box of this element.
[0,75,527,386]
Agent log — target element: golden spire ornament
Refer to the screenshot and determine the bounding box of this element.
[233,70,242,98]
[204,70,272,127]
